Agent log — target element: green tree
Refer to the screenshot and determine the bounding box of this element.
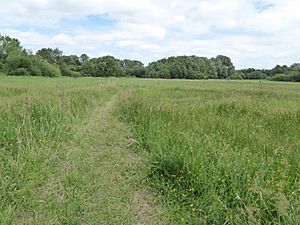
[0,35,26,72]
[5,53,31,75]
[36,48,63,65]
[121,59,144,77]
[270,65,288,75]
[79,54,90,64]
[246,71,266,79]
[81,56,125,77]
[212,55,236,79]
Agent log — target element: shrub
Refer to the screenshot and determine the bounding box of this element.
[30,65,42,76]
[3,54,60,77]
[69,71,81,78]
[5,53,32,75]
[289,71,300,82]
[269,74,292,82]
[40,62,61,77]
[0,61,4,71]
[14,68,29,76]
[30,56,61,77]
[269,72,300,82]
[228,73,243,80]
[187,71,207,79]
[246,71,267,79]
[60,64,73,76]
[59,64,81,77]
[28,56,43,76]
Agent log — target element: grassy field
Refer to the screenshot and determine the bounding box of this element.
[0,76,300,224]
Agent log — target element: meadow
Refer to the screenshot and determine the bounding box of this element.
[0,76,300,224]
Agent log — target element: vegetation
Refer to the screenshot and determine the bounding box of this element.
[268,72,300,82]
[238,65,300,82]
[0,76,300,224]
[144,55,236,79]
[0,76,167,224]
[1,34,299,82]
[117,79,300,224]
[0,77,112,223]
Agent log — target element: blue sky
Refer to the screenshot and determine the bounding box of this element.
[0,0,300,69]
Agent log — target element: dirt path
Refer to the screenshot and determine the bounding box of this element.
[67,93,166,224]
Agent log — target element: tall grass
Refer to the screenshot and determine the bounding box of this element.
[1,76,300,224]
[118,85,300,224]
[0,78,117,223]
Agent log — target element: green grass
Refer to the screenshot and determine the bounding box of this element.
[0,76,167,224]
[1,76,300,224]
[117,79,300,224]
[0,76,119,223]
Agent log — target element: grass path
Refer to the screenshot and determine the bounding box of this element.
[59,93,166,224]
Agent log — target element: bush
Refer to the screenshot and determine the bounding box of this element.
[60,64,73,76]
[269,72,300,82]
[28,56,43,76]
[30,65,42,76]
[30,56,61,77]
[246,71,267,79]
[269,74,292,82]
[126,67,146,77]
[3,54,60,77]
[59,64,81,77]
[187,72,207,79]
[5,53,32,75]
[0,61,4,71]
[228,73,243,80]
[69,71,81,78]
[14,68,29,76]
[40,62,61,77]
[290,72,300,82]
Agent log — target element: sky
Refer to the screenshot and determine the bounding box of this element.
[0,0,300,69]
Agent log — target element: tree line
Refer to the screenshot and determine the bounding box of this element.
[0,34,299,82]
[237,65,300,82]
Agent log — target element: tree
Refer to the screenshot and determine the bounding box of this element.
[81,56,125,77]
[79,54,89,64]
[120,59,144,77]
[246,71,266,79]
[212,55,236,79]
[5,53,31,75]
[36,48,63,65]
[270,65,288,75]
[291,63,300,71]
[145,55,236,80]
[0,35,26,72]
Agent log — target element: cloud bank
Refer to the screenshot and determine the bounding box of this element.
[0,0,299,68]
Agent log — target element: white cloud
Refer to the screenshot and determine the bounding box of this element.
[51,34,76,45]
[0,0,300,68]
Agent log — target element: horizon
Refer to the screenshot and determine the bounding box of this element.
[1,0,300,69]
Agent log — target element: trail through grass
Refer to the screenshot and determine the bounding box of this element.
[1,76,300,224]
[60,93,165,224]
[0,77,165,224]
